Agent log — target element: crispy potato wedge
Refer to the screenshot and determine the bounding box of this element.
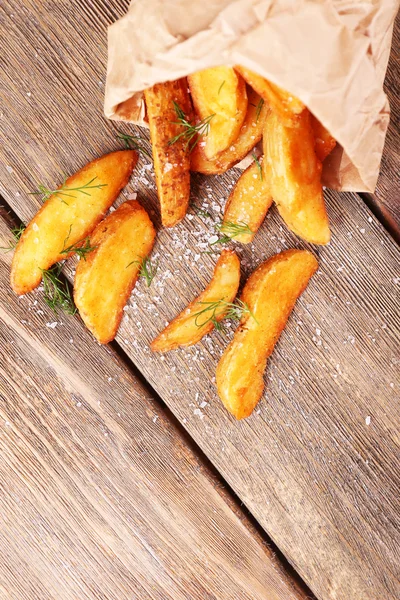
[310,114,336,162]
[221,157,272,244]
[74,200,156,344]
[191,87,267,174]
[188,67,248,160]
[10,150,137,295]
[151,250,240,352]
[235,66,304,126]
[144,79,191,227]
[263,109,330,245]
[216,249,318,419]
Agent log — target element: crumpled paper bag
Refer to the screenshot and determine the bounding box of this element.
[104,0,399,192]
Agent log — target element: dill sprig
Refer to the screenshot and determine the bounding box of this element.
[168,102,215,153]
[210,220,254,245]
[60,225,96,261]
[126,256,158,287]
[0,223,26,253]
[193,299,257,331]
[31,176,107,204]
[40,264,76,315]
[218,80,226,95]
[117,131,152,159]
[252,153,263,180]
[255,98,264,122]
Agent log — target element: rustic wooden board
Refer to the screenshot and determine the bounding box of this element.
[0,216,310,600]
[0,2,399,600]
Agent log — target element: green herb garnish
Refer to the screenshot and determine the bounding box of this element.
[127,256,158,287]
[252,153,263,180]
[168,102,215,153]
[218,80,226,95]
[0,224,26,253]
[255,98,264,122]
[31,176,107,204]
[60,225,96,261]
[40,264,76,315]
[117,131,152,159]
[193,299,257,331]
[210,220,254,245]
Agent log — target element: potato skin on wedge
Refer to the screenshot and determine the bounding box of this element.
[10,150,137,295]
[263,109,330,245]
[222,158,273,244]
[151,250,240,352]
[310,114,336,162]
[74,200,156,344]
[189,67,248,160]
[216,249,318,420]
[191,87,267,174]
[235,66,304,126]
[144,79,191,227]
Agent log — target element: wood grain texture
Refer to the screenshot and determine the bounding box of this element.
[0,217,308,600]
[0,2,399,600]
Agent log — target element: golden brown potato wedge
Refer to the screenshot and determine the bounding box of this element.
[221,157,272,244]
[151,250,240,352]
[191,87,267,174]
[216,249,318,419]
[235,66,304,126]
[74,200,156,344]
[10,150,137,296]
[144,79,191,227]
[310,114,336,162]
[188,67,248,160]
[263,109,330,245]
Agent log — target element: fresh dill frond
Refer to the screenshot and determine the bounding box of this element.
[252,153,263,180]
[193,299,257,331]
[218,80,226,95]
[168,102,215,153]
[117,131,152,159]
[60,225,96,261]
[197,208,212,219]
[31,176,107,204]
[210,220,254,245]
[0,223,26,253]
[126,256,158,287]
[255,98,264,122]
[40,264,76,315]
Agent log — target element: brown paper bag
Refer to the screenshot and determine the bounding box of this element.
[104,0,399,192]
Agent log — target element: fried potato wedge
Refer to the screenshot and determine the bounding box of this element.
[188,67,248,160]
[310,114,336,162]
[235,66,304,126]
[74,200,156,344]
[263,109,330,245]
[216,249,318,419]
[10,150,137,296]
[144,79,191,227]
[191,87,267,174]
[151,250,240,352]
[221,158,273,244]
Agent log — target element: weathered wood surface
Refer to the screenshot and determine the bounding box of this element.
[0,2,399,600]
[0,217,310,600]
[373,13,400,234]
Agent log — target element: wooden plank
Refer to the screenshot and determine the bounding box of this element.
[0,2,399,600]
[0,216,308,600]
[372,13,400,234]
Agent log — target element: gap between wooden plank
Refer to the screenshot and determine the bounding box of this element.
[0,199,317,600]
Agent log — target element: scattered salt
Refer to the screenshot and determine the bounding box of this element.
[365,416,371,426]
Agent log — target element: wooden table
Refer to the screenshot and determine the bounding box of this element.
[0,3,399,599]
